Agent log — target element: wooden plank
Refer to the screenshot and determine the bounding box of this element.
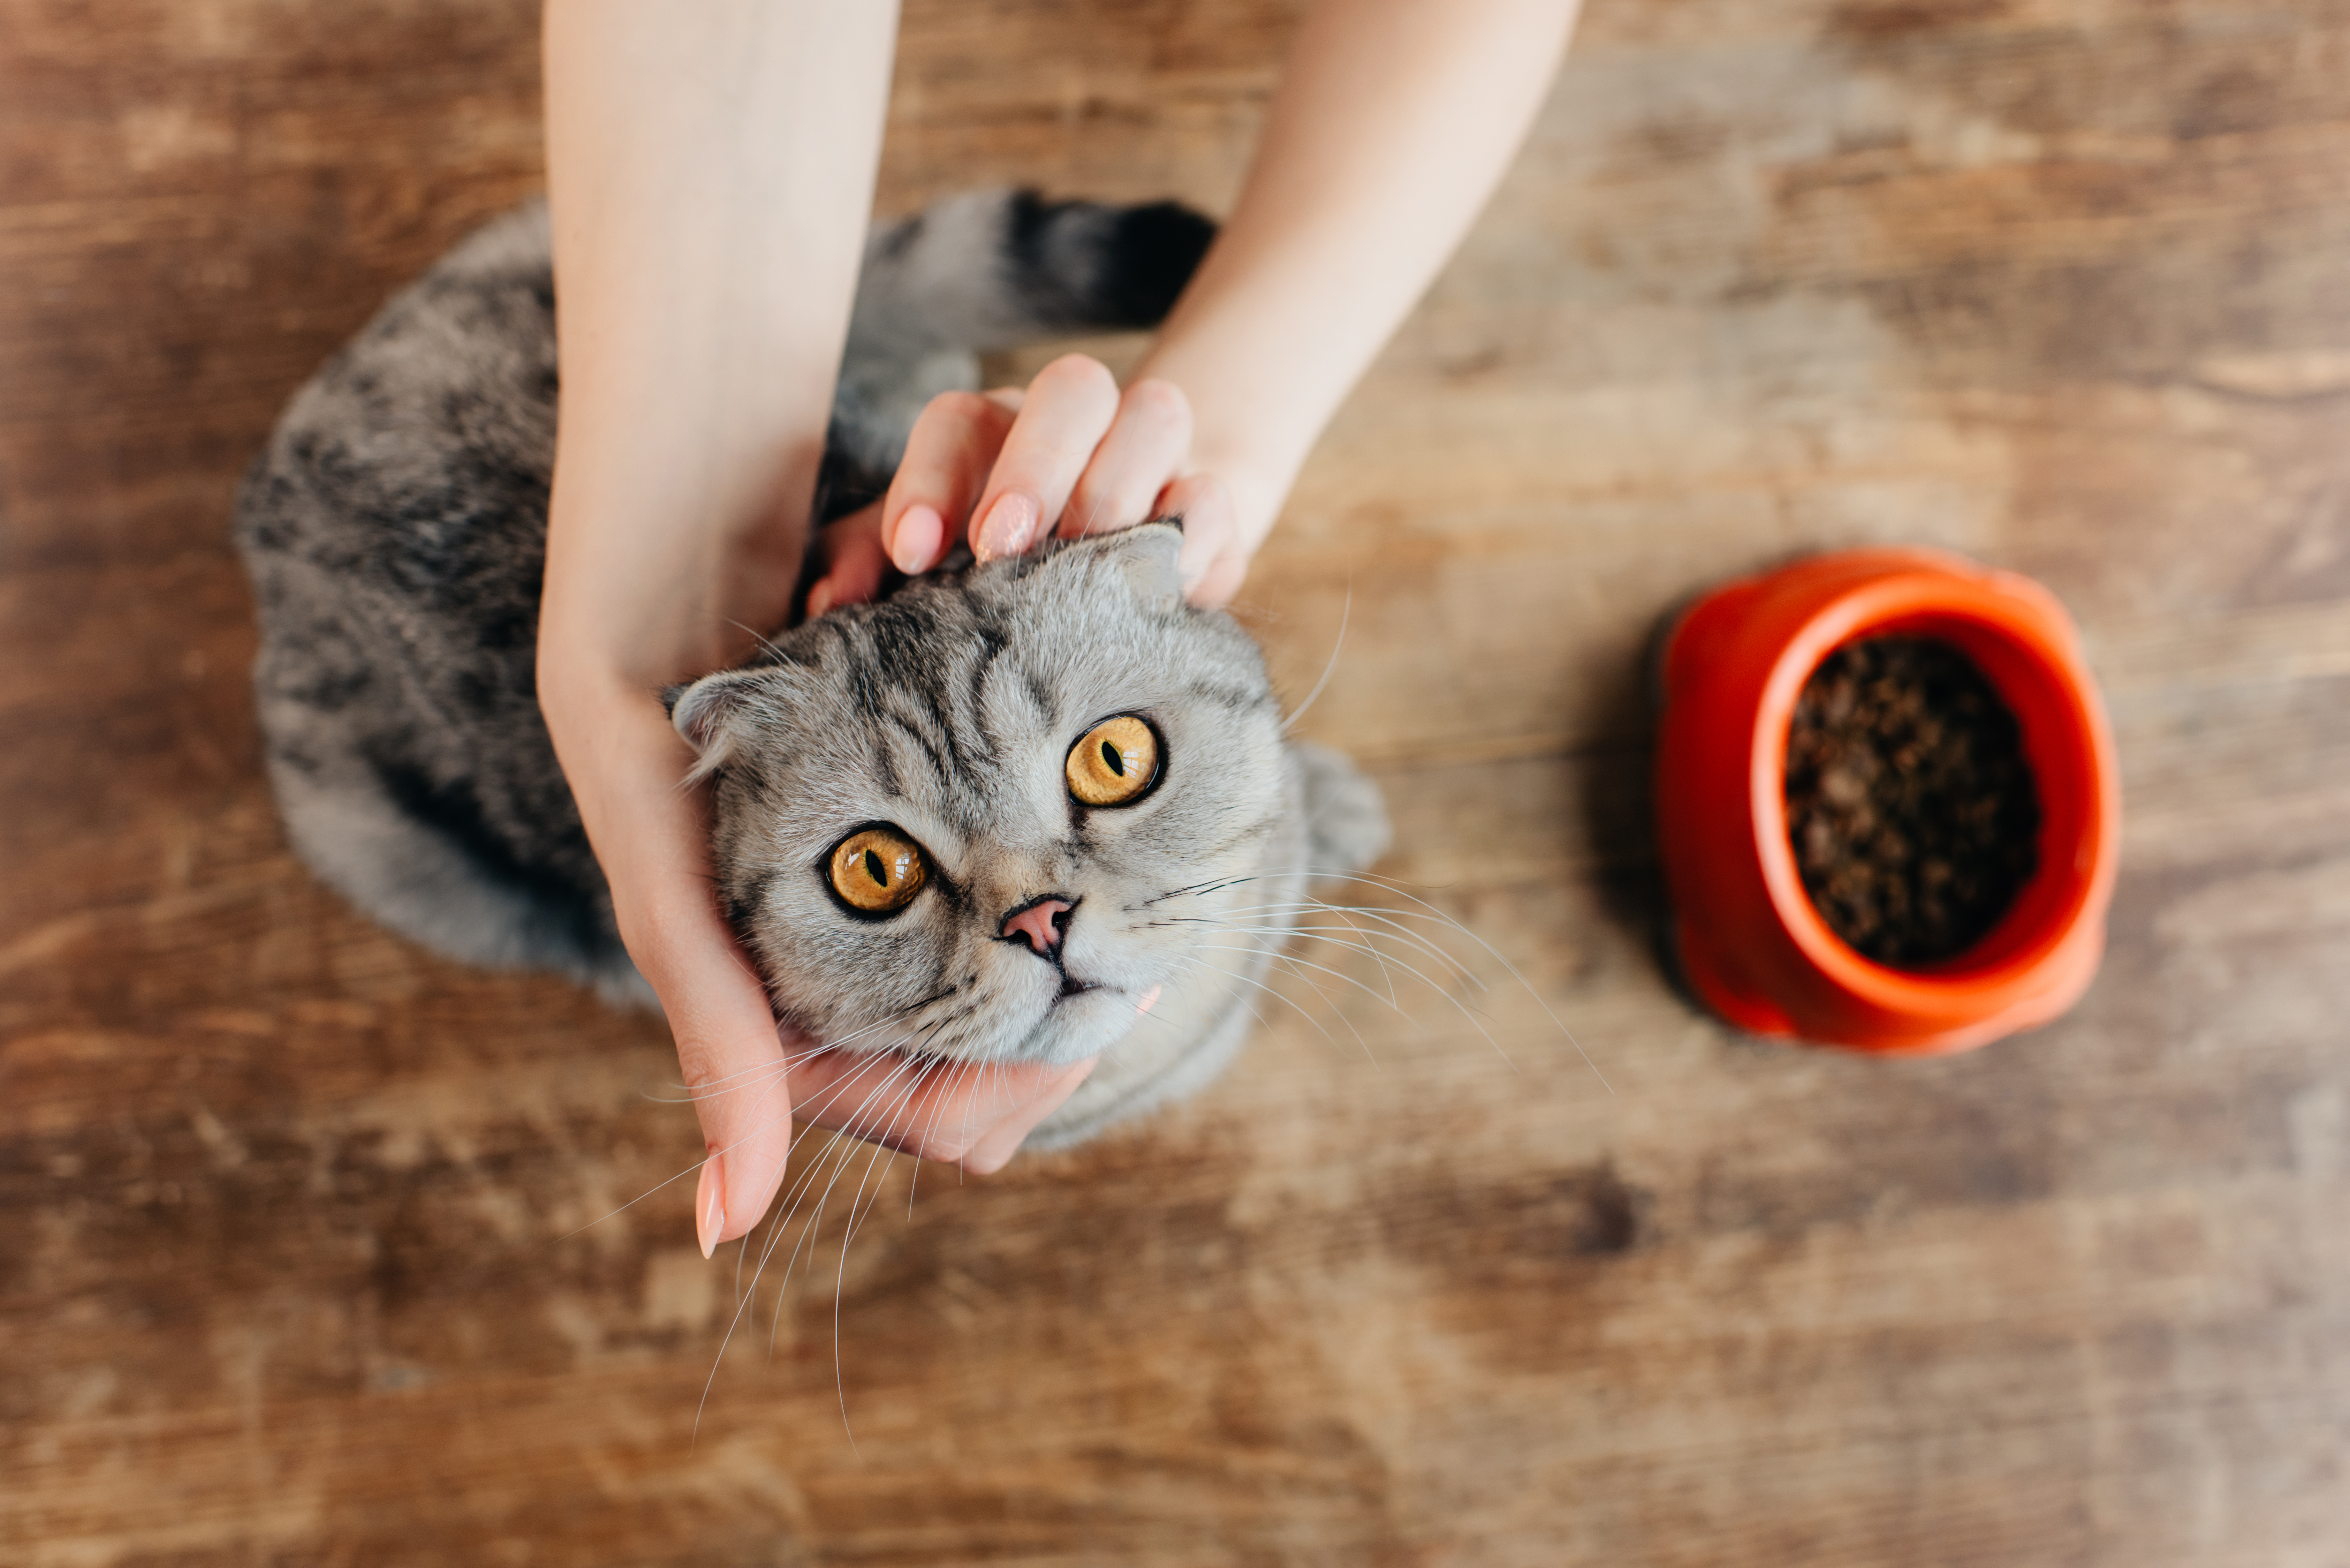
[6,1,2350,1563]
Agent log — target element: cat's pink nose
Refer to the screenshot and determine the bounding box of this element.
[1001,897,1073,956]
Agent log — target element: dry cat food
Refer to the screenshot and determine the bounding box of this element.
[1783,635,2042,967]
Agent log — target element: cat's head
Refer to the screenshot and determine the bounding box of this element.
[669,524,1289,1067]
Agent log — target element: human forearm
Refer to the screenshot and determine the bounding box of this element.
[541,0,898,695]
[1136,0,1581,552]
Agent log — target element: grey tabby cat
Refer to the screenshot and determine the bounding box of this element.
[236,191,1388,1150]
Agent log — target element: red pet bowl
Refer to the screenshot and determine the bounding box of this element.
[1654,547,2120,1055]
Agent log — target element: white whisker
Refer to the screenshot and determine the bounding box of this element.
[1280,583,1349,733]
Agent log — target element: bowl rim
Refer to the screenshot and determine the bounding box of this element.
[1747,567,2114,1019]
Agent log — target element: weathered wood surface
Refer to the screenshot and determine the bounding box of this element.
[6,1,2350,1562]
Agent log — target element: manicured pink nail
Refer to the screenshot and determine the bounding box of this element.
[975,492,1039,561]
[695,1150,726,1258]
[1135,984,1162,1016]
[891,504,944,574]
[805,578,835,618]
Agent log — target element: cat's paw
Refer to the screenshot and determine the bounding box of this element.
[1291,739,1391,881]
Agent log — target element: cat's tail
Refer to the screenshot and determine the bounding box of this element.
[849,189,1214,362]
[824,191,1216,511]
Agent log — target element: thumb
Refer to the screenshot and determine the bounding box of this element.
[1154,472,1241,606]
[629,890,800,1257]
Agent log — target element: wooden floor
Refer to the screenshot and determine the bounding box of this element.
[7,1,2350,1562]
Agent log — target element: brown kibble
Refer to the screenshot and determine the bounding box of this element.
[1783,636,2041,967]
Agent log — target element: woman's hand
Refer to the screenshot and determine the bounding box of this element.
[543,3,1099,1261]
[806,354,1255,614]
[825,0,1587,634]
[538,665,1100,1260]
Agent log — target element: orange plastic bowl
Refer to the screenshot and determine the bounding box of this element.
[1653,547,2120,1055]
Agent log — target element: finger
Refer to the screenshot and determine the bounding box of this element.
[969,353,1120,561]
[1190,542,1250,609]
[804,500,888,618]
[959,1056,1099,1174]
[1058,377,1193,540]
[784,1049,950,1153]
[880,390,1017,576]
[593,719,799,1256]
[642,902,799,1258]
[787,1050,1095,1169]
[1153,471,1244,606]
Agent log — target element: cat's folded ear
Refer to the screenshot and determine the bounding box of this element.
[665,669,783,782]
[1093,519,1184,611]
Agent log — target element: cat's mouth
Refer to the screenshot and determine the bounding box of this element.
[989,971,1138,1066]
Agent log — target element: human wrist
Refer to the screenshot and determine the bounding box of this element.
[1130,339,1313,561]
[539,446,814,691]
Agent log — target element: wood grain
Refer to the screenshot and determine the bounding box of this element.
[6,1,2349,1563]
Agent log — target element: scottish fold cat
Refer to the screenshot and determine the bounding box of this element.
[235,191,1388,1150]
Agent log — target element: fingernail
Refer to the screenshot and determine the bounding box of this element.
[805,578,835,618]
[975,492,1039,561]
[1135,984,1162,1017]
[891,504,943,575]
[695,1150,726,1258]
